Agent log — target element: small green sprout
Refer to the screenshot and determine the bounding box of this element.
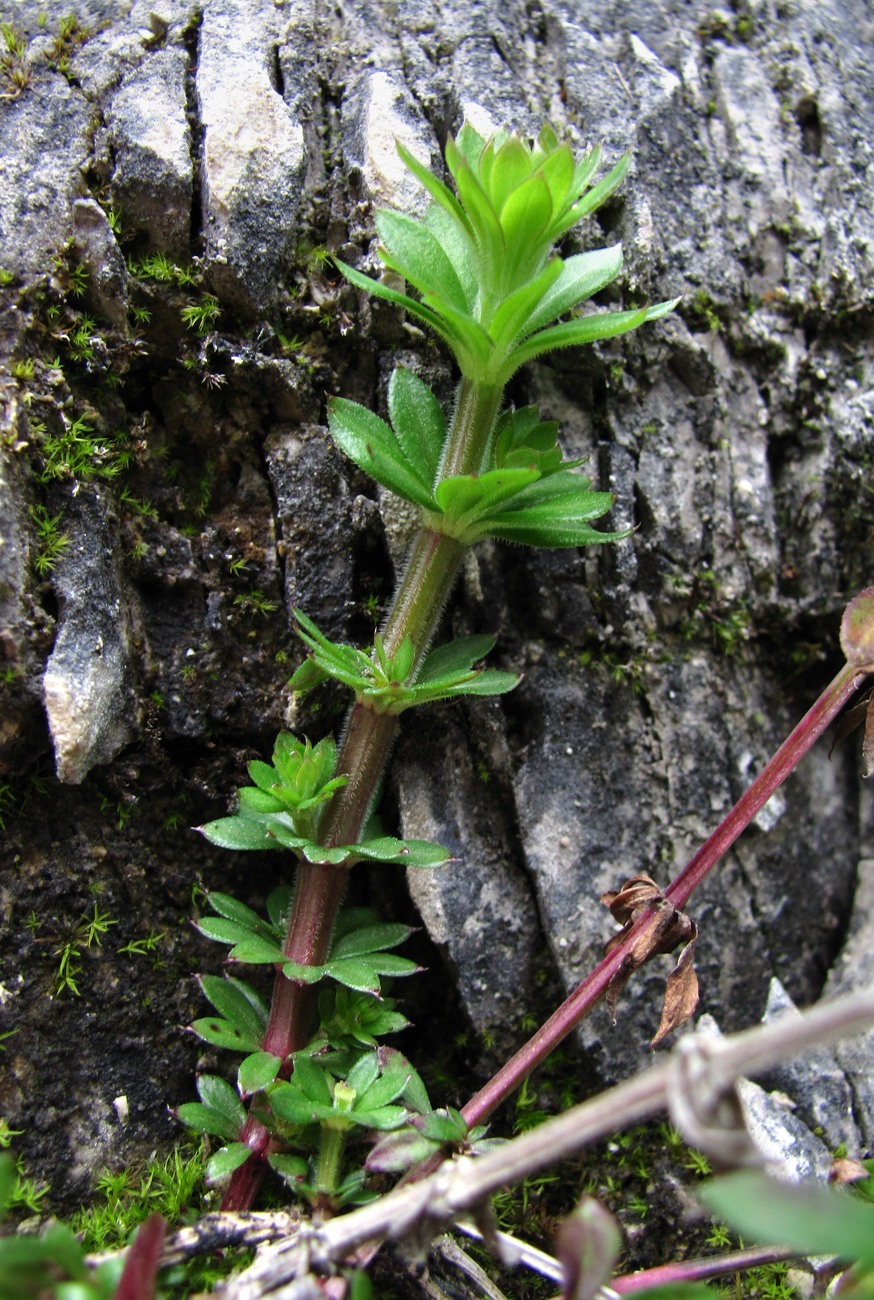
[180,296,220,334]
[30,504,71,576]
[233,589,279,618]
[118,931,166,957]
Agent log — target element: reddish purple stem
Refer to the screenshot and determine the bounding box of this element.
[461,660,868,1129]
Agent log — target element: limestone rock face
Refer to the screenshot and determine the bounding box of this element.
[0,0,872,1205]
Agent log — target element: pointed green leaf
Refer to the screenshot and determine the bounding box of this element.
[206,1143,252,1182]
[227,934,285,964]
[205,893,277,935]
[328,396,436,509]
[190,1016,260,1052]
[198,816,277,852]
[199,974,268,1039]
[324,957,382,994]
[487,259,563,353]
[365,953,419,978]
[332,923,413,959]
[291,1054,334,1105]
[376,209,469,313]
[193,1074,246,1133]
[238,1051,282,1097]
[347,1104,409,1131]
[196,916,261,947]
[419,635,496,682]
[570,151,632,222]
[396,140,470,235]
[701,1171,874,1266]
[347,1051,380,1095]
[501,175,553,275]
[175,1101,241,1143]
[267,1083,320,1127]
[387,368,445,488]
[288,657,330,693]
[336,258,454,336]
[521,245,624,336]
[237,786,285,815]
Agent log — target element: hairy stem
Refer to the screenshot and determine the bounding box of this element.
[223,379,503,1211]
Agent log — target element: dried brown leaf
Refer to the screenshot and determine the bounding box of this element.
[652,927,699,1046]
[601,876,699,1035]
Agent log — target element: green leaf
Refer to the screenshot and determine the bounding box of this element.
[331,922,414,959]
[363,953,419,978]
[291,1054,334,1105]
[376,209,470,313]
[327,396,436,509]
[353,835,451,867]
[206,892,279,937]
[346,1104,409,1131]
[419,634,496,681]
[396,140,470,235]
[487,259,563,353]
[325,957,383,994]
[177,1076,245,1142]
[386,368,445,488]
[238,1051,282,1096]
[267,1152,309,1182]
[206,1143,252,1182]
[198,816,276,851]
[521,245,624,336]
[195,917,284,963]
[199,974,268,1042]
[190,1016,260,1053]
[571,151,632,222]
[475,472,621,548]
[700,1171,874,1267]
[506,298,679,378]
[197,1073,246,1124]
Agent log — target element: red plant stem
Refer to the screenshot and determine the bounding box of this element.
[460,660,869,1130]
[610,1244,798,1293]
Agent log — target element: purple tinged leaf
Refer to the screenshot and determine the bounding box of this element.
[556,1196,622,1300]
[114,1212,166,1300]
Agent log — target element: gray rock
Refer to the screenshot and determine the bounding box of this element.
[106,41,193,258]
[43,487,138,783]
[822,859,874,1149]
[758,978,862,1156]
[71,199,129,328]
[738,1078,834,1183]
[197,0,306,312]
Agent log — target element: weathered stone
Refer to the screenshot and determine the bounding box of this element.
[823,859,874,1150]
[197,0,306,312]
[71,199,129,328]
[758,978,862,1157]
[105,42,193,258]
[43,487,138,784]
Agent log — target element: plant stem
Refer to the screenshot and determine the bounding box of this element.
[610,1244,798,1292]
[222,377,503,1211]
[219,986,874,1298]
[460,660,870,1129]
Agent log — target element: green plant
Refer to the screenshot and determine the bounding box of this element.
[51,904,117,997]
[180,123,677,1224]
[180,295,221,334]
[30,504,71,576]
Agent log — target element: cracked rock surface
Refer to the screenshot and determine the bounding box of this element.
[0,0,872,1210]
